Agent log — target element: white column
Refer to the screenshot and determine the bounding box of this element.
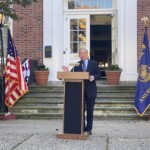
[52,0,63,81]
[43,0,53,80]
[117,0,138,81]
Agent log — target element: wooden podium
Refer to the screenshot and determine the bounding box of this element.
[56,72,89,140]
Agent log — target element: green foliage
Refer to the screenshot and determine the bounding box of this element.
[108,64,122,71]
[0,0,37,20]
[35,64,49,71]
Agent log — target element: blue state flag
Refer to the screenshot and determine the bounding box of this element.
[134,27,150,116]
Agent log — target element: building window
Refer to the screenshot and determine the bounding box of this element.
[68,0,112,9]
[70,18,86,53]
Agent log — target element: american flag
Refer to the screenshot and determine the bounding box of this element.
[5,29,28,108]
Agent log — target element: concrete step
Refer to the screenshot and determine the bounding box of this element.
[14,102,133,107]
[17,96,134,101]
[9,84,141,120]
[13,112,148,120]
[28,88,135,93]
[28,85,135,91]
[14,98,134,107]
[11,105,146,115]
[22,93,135,99]
[23,93,64,98]
[28,87,135,91]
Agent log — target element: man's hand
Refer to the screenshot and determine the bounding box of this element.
[62,66,69,72]
[89,76,94,82]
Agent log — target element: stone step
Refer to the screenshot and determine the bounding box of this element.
[28,85,135,92]
[28,88,135,93]
[9,84,140,120]
[14,99,134,106]
[12,112,147,120]
[28,87,135,91]
[28,85,135,88]
[22,93,135,98]
[23,93,64,98]
[10,105,145,114]
[18,98,63,101]
[14,98,134,107]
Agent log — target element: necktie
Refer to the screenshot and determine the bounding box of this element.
[82,61,86,72]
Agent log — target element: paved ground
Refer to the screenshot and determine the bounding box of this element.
[0,119,150,150]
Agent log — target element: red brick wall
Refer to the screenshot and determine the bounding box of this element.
[137,0,150,65]
[13,1,43,63]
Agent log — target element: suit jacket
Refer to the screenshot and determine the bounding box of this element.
[73,60,100,98]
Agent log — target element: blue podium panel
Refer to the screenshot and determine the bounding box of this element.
[64,81,83,134]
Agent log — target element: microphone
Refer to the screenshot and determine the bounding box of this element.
[69,63,80,66]
[69,63,79,72]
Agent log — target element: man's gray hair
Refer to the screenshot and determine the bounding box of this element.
[79,48,88,52]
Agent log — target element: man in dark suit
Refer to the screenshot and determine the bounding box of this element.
[62,48,100,135]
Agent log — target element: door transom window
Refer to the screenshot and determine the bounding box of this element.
[68,0,112,9]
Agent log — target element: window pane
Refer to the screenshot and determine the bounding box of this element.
[70,19,78,30]
[105,0,112,8]
[70,31,78,41]
[68,0,75,9]
[79,31,86,42]
[79,42,86,49]
[70,18,87,54]
[75,0,82,9]
[83,0,90,9]
[98,0,105,8]
[71,42,78,53]
[79,19,86,30]
[90,0,97,9]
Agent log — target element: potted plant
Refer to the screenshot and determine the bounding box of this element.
[105,64,122,85]
[34,64,49,86]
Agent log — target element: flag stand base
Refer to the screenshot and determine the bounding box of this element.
[0,112,16,120]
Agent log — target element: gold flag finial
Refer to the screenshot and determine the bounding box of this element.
[141,17,149,26]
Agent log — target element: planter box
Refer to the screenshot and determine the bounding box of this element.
[105,71,121,85]
[34,71,49,86]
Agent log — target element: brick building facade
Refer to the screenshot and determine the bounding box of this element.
[13,1,43,63]
[137,0,150,65]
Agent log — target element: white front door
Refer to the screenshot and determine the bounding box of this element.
[64,15,90,70]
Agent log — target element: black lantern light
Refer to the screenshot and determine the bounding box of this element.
[0,8,4,27]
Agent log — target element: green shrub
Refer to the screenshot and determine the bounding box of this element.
[35,64,49,71]
[108,64,122,71]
